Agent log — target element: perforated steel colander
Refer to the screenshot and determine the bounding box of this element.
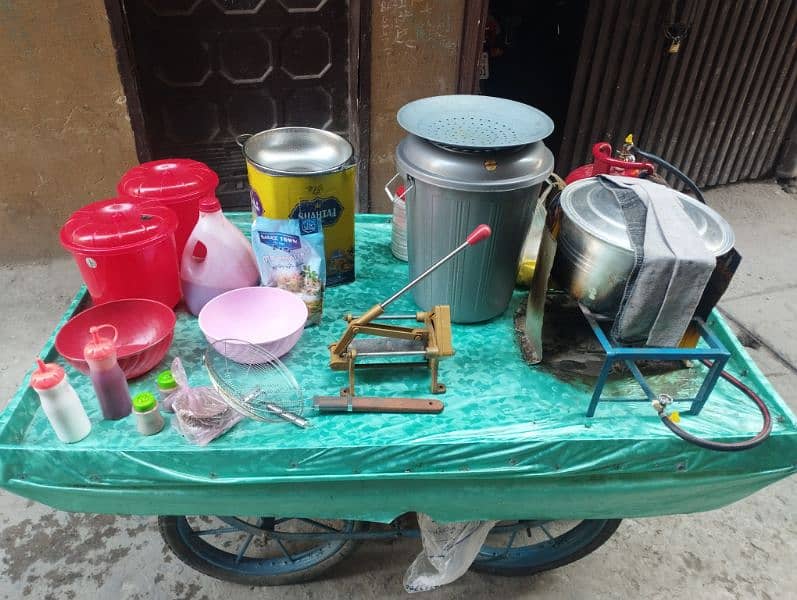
[397,95,554,150]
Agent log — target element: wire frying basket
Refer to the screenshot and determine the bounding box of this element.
[204,339,308,428]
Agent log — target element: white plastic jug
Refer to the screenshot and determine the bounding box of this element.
[181,196,259,315]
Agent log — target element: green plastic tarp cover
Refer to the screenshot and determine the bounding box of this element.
[1,214,795,523]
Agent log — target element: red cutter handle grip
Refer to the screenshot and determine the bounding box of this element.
[466,224,492,246]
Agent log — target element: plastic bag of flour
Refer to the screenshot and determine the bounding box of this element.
[252,216,326,325]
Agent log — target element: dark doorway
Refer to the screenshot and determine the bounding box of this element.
[105,0,369,209]
[463,0,797,186]
[475,0,588,158]
[459,0,587,154]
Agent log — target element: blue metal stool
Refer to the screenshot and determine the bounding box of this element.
[580,305,731,417]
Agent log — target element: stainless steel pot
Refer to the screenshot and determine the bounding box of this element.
[552,176,736,314]
[396,134,554,323]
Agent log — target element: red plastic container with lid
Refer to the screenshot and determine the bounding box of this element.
[116,159,219,259]
[60,199,181,307]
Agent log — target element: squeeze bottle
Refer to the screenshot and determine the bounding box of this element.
[83,324,132,420]
[29,359,92,443]
[181,196,259,315]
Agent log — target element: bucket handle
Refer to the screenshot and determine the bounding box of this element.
[539,173,566,205]
[235,133,252,148]
[384,173,415,205]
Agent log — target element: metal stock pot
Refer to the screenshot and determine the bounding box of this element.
[551,176,735,315]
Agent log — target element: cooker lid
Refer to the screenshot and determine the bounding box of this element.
[117,159,219,203]
[241,127,353,175]
[60,199,178,254]
[396,134,554,192]
[560,176,735,255]
[398,95,554,150]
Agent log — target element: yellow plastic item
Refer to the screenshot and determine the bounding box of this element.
[517,259,537,287]
[670,411,681,423]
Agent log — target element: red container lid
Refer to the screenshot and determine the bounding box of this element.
[30,359,65,391]
[117,159,219,204]
[60,199,177,255]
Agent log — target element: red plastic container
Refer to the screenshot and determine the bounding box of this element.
[60,199,181,307]
[117,159,220,260]
[55,299,176,379]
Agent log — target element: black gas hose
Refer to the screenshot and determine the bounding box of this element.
[633,146,708,205]
[655,359,772,451]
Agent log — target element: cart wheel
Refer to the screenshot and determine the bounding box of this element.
[471,519,621,576]
[158,516,367,586]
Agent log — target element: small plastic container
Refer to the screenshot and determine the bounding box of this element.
[132,392,165,436]
[156,369,179,411]
[181,196,259,316]
[83,324,132,420]
[391,184,408,261]
[29,359,92,443]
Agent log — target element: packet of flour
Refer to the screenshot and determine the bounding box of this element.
[251,217,325,326]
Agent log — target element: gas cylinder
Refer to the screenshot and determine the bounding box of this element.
[565,136,656,184]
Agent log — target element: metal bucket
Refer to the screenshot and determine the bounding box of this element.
[395,135,554,323]
[238,127,356,286]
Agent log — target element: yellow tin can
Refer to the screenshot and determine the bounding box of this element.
[239,127,356,286]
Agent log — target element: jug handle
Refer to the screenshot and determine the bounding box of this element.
[89,324,118,344]
[190,240,208,263]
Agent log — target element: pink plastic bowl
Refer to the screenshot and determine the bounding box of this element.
[198,287,308,362]
[55,298,176,379]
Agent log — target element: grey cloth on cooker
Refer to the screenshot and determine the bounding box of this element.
[598,175,716,347]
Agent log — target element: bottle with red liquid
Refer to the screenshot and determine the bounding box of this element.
[181,196,259,316]
[83,324,132,420]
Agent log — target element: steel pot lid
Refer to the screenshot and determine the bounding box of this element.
[560,176,735,255]
[396,134,554,192]
[397,95,554,150]
[239,127,353,176]
[117,159,218,203]
[60,199,177,254]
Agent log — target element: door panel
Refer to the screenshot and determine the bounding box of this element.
[117,0,353,208]
[559,0,797,187]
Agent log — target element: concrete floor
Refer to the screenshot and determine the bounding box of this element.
[0,180,795,599]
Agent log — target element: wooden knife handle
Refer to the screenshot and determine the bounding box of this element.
[313,396,444,414]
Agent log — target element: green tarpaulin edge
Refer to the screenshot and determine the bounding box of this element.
[1,214,795,523]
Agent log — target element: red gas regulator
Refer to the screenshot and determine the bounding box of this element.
[565,136,656,184]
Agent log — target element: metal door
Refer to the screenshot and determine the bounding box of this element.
[108,0,363,208]
[558,0,797,187]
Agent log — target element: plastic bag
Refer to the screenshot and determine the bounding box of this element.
[170,357,244,446]
[251,216,326,325]
[404,514,497,593]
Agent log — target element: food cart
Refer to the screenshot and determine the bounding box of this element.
[2,215,795,586]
